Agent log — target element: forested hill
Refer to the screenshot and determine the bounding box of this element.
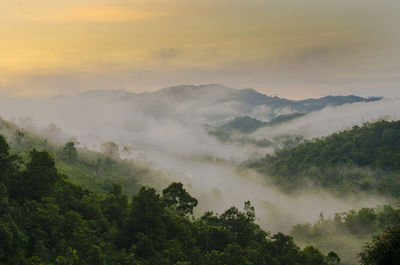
[0,117,163,196]
[0,134,339,265]
[249,120,400,196]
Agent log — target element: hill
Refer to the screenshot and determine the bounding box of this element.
[0,117,163,196]
[249,120,400,196]
[218,116,268,134]
[214,112,307,134]
[0,134,338,265]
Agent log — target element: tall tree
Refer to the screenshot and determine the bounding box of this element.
[162,182,198,216]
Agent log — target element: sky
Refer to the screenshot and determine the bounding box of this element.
[0,0,399,99]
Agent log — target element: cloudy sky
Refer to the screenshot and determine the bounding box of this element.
[0,0,399,99]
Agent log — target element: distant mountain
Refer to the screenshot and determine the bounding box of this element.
[298,95,382,109]
[220,116,268,133]
[78,84,382,125]
[0,84,383,153]
[216,112,307,134]
[266,112,306,126]
[152,84,379,113]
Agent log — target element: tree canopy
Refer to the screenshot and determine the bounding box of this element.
[0,134,337,265]
[249,120,400,196]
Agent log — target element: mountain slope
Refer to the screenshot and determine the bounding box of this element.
[0,117,163,196]
[214,112,307,135]
[298,95,382,108]
[249,120,400,196]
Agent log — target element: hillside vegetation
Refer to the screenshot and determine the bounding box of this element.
[291,205,400,264]
[0,117,162,196]
[249,120,400,196]
[0,134,339,265]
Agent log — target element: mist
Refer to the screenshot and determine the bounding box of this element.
[0,85,397,233]
[252,98,400,141]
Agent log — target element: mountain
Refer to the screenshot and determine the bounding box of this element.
[266,112,306,126]
[219,116,268,133]
[77,84,381,124]
[298,95,382,109]
[249,120,400,196]
[215,112,307,135]
[0,84,383,156]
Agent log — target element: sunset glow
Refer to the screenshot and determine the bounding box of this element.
[0,0,399,98]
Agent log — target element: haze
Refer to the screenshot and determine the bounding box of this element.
[1,85,398,233]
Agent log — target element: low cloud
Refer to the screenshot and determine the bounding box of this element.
[0,86,397,233]
[252,98,400,140]
[156,47,185,60]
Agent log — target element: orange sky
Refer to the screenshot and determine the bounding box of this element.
[0,0,399,99]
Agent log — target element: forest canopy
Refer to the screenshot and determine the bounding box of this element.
[0,134,338,265]
[249,120,400,196]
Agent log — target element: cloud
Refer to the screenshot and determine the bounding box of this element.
[295,45,346,64]
[252,98,400,140]
[156,48,185,60]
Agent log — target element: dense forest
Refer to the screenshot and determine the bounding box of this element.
[0,134,342,264]
[2,117,400,264]
[249,120,400,196]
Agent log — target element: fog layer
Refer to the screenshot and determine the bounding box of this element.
[0,85,397,232]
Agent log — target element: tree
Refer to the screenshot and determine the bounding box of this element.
[102,184,128,226]
[55,247,79,265]
[301,246,327,265]
[0,135,11,182]
[14,130,24,145]
[326,251,341,265]
[126,187,166,243]
[0,183,27,265]
[101,142,120,159]
[22,150,59,200]
[162,182,198,216]
[62,141,78,162]
[359,227,400,265]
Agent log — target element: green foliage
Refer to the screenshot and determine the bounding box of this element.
[15,130,25,145]
[0,135,12,183]
[62,142,78,162]
[358,208,400,264]
[250,120,400,196]
[292,206,400,240]
[0,134,336,264]
[0,116,164,197]
[162,182,198,216]
[291,206,400,264]
[23,150,59,200]
[359,227,400,265]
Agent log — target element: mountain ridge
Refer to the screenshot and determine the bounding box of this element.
[78,84,381,103]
